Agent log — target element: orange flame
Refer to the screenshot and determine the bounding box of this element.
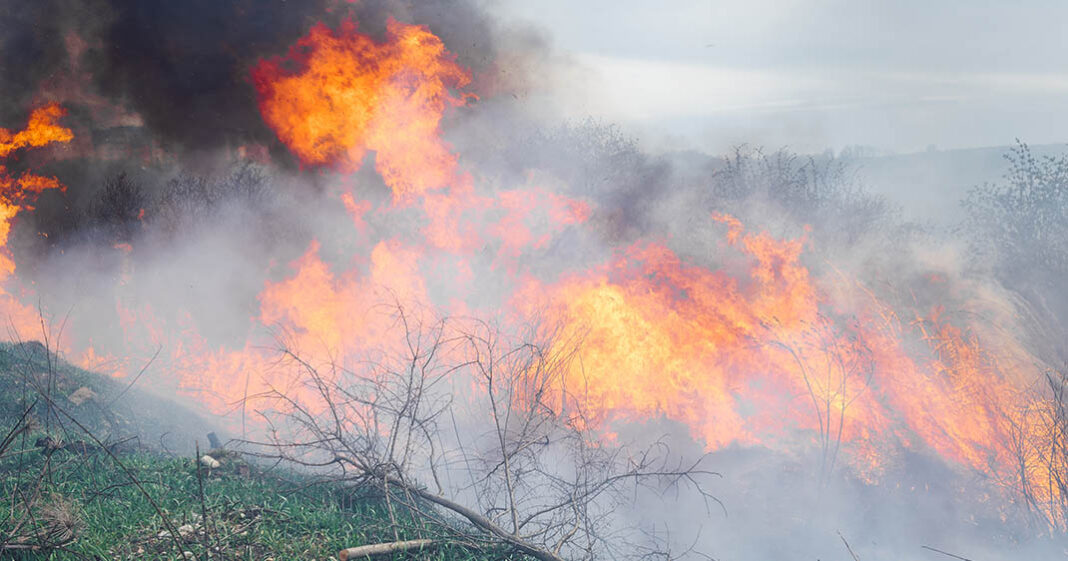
[252,18,471,202]
[0,104,72,336]
[514,222,888,458]
[243,21,1052,513]
[516,215,1055,503]
[2,17,1049,534]
[0,103,74,159]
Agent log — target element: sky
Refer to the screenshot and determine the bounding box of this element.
[495,0,1068,154]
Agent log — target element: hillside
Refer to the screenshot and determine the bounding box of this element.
[0,342,498,560]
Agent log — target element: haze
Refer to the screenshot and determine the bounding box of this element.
[498,0,1068,155]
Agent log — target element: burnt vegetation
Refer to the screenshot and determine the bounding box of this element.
[34,162,274,249]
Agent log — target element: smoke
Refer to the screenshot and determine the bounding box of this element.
[1,0,544,237]
[0,1,74,123]
[2,0,506,152]
[1,1,1066,559]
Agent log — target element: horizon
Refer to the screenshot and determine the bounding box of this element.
[498,0,1068,155]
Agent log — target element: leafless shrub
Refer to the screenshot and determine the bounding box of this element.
[239,304,720,560]
[92,171,146,242]
[1003,366,1068,533]
[709,146,899,246]
[767,314,875,484]
[154,162,270,234]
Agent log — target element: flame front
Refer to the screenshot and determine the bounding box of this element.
[244,20,1062,522]
[4,16,1064,536]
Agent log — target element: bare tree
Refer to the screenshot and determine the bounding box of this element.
[93,171,146,242]
[767,314,875,485]
[709,145,898,246]
[1002,366,1068,533]
[964,141,1068,280]
[238,304,720,560]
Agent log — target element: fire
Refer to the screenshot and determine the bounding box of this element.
[0,14,1060,537]
[0,104,72,336]
[244,19,1059,510]
[515,221,892,467]
[0,103,74,159]
[518,214,1067,522]
[252,18,471,202]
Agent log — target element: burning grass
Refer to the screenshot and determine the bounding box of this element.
[0,6,1067,558]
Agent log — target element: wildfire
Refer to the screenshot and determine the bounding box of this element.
[0,13,1059,538]
[0,103,74,159]
[514,222,892,467]
[0,104,72,335]
[237,19,1060,509]
[252,18,472,203]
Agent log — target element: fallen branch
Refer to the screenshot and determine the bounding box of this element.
[372,469,564,561]
[922,545,973,561]
[338,538,437,560]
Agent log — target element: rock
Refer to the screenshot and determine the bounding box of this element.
[177,524,195,537]
[68,386,97,406]
[35,435,60,451]
[199,455,220,469]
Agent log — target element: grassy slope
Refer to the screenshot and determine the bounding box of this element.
[0,342,499,560]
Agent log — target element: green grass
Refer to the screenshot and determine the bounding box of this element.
[0,342,504,560]
[0,440,491,560]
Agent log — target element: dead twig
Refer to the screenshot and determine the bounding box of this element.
[922,545,974,561]
[837,530,860,561]
[107,343,162,406]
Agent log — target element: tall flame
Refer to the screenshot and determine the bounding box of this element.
[0,104,72,335]
[0,16,1056,536]
[248,20,1063,522]
[252,18,471,202]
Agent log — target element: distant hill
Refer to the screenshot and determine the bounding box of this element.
[853,143,1068,226]
[663,143,1068,228]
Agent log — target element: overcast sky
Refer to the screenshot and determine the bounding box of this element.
[496,1,1068,154]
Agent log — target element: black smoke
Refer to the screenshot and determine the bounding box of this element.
[0,0,515,247]
[1,0,504,151]
[0,1,71,124]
